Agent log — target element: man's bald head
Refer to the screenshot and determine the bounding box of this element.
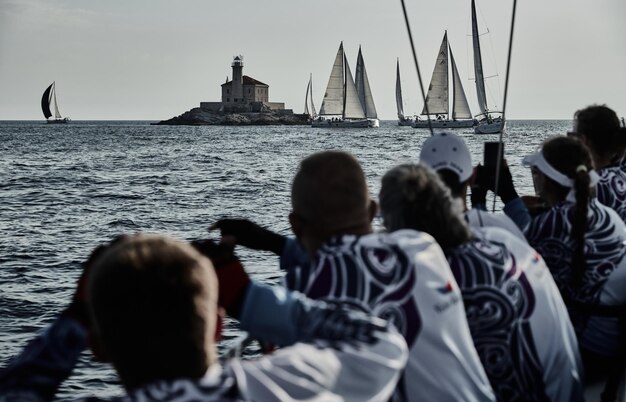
[291,151,373,237]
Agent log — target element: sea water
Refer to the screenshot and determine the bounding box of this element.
[0,119,571,398]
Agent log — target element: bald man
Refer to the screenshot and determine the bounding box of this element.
[215,151,494,401]
[0,234,407,402]
[288,150,377,254]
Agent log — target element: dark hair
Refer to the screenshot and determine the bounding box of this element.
[379,163,471,250]
[574,104,626,162]
[436,168,468,198]
[88,235,215,390]
[542,136,594,287]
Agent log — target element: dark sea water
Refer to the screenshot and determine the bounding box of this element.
[0,119,571,399]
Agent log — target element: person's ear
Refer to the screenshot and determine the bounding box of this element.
[368,199,378,223]
[289,212,303,239]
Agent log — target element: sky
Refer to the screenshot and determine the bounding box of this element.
[1,0,624,121]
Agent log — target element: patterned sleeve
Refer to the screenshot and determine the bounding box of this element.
[237,282,408,402]
[0,313,87,402]
[239,281,387,347]
[279,237,309,272]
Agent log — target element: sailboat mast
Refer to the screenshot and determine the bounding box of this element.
[342,47,347,120]
[450,42,455,120]
[471,0,488,114]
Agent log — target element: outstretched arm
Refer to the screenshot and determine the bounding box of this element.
[192,238,408,402]
[209,218,309,270]
[0,241,119,402]
[210,218,286,255]
[0,311,87,402]
[236,282,408,402]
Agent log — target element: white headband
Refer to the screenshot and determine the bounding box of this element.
[522,151,599,202]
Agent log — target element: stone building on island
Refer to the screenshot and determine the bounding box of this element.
[200,56,289,113]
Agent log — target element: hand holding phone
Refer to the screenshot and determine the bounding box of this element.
[483,141,504,168]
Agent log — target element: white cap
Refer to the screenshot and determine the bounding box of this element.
[419,132,473,182]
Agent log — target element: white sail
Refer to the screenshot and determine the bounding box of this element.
[342,54,366,119]
[471,0,488,114]
[52,82,62,119]
[304,74,317,118]
[449,47,472,119]
[319,43,345,116]
[309,74,317,117]
[396,59,404,118]
[304,79,310,116]
[355,47,377,119]
[422,32,449,116]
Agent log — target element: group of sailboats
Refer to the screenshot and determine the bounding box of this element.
[394,0,504,133]
[309,42,379,128]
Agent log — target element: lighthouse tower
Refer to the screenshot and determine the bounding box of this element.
[231,55,244,102]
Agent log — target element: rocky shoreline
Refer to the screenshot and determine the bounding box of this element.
[154,107,310,126]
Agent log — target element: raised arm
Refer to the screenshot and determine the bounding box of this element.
[191,239,407,402]
[209,218,309,270]
[210,218,287,255]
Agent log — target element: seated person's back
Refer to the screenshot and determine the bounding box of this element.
[378,163,584,401]
[521,136,626,383]
[284,151,495,401]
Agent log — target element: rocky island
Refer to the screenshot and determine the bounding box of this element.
[156,55,309,126]
[155,106,309,126]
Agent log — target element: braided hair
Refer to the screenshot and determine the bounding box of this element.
[542,136,594,287]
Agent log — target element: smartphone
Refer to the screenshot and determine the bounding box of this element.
[483,141,504,168]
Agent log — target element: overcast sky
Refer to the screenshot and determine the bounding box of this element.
[1,0,624,120]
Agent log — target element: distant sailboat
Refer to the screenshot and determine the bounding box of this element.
[413,31,475,129]
[312,42,374,128]
[396,59,414,126]
[41,82,69,124]
[471,0,504,134]
[304,73,317,120]
[355,46,379,127]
